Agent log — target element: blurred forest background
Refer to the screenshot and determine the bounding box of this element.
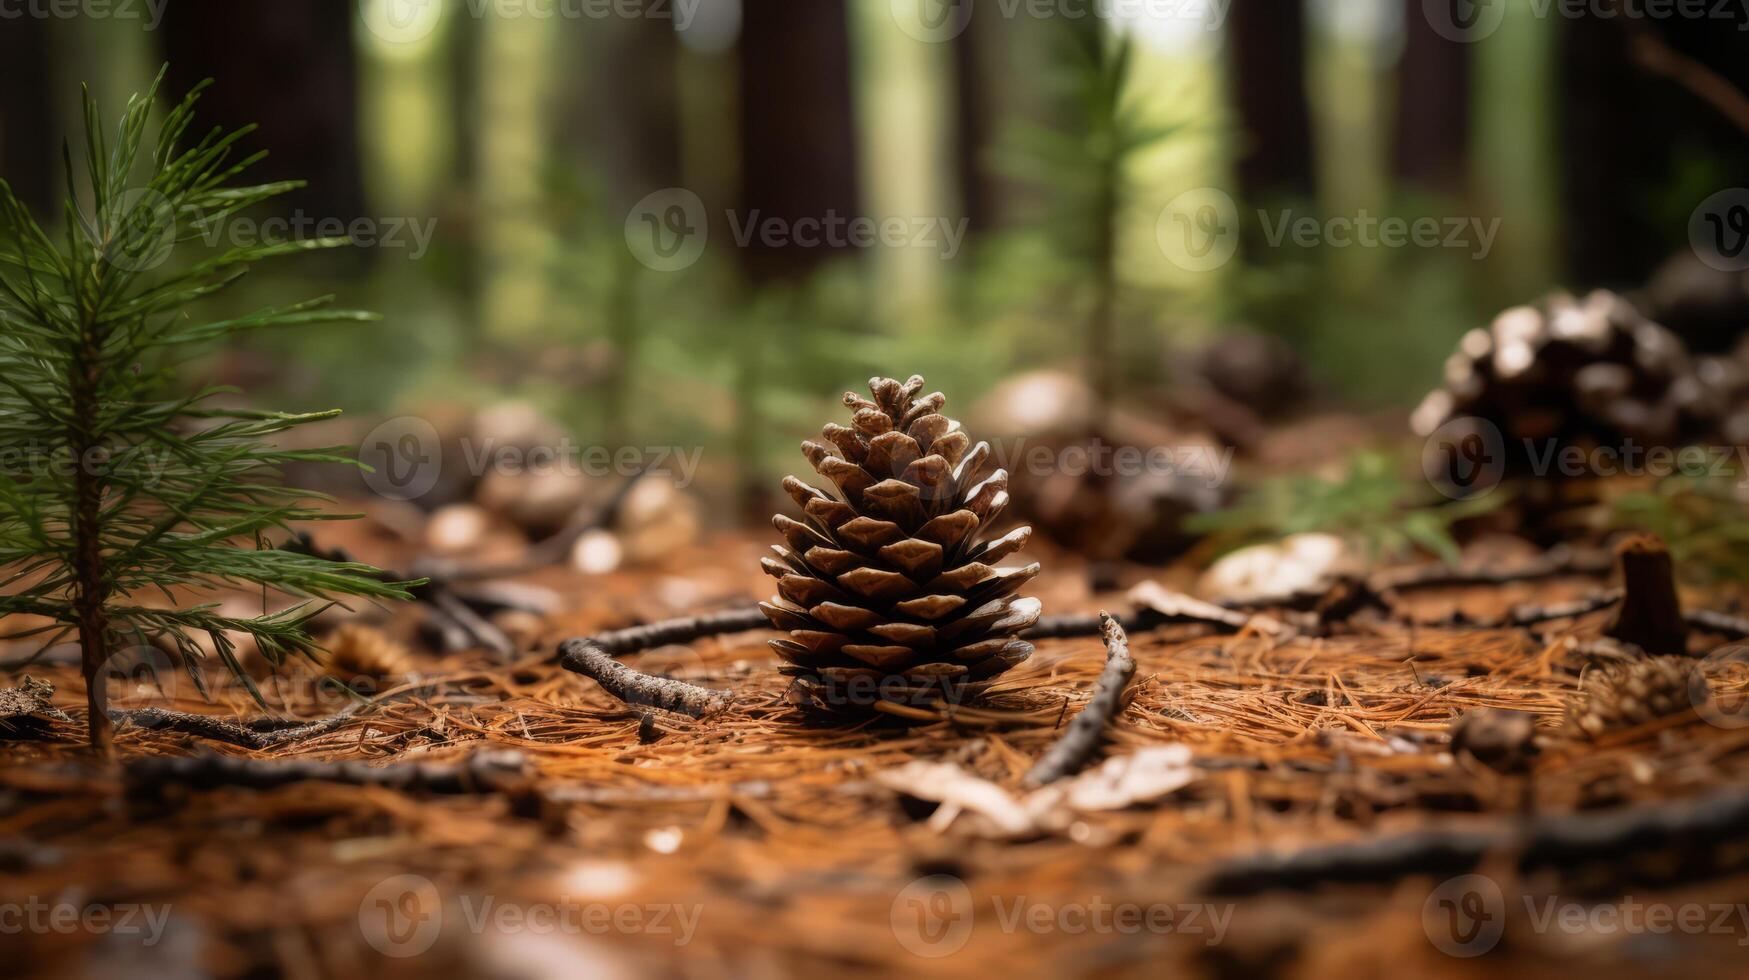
[1,0,1745,523]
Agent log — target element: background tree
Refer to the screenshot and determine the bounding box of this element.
[0,71,411,757]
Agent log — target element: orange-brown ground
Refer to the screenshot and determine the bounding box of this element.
[4,522,1749,979]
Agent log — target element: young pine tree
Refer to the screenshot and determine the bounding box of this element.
[0,71,412,757]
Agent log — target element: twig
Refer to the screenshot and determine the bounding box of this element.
[1685,608,1749,640]
[584,608,773,655]
[124,749,529,798]
[558,640,731,718]
[1023,610,1147,639]
[1202,784,1749,896]
[1129,582,1292,635]
[1604,534,1687,655]
[123,707,368,750]
[1370,546,1612,594]
[1023,613,1138,787]
[1507,590,1622,627]
[1623,19,1749,135]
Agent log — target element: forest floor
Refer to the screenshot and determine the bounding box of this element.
[5,517,1749,979]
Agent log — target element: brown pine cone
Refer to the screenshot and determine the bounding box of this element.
[318,624,415,682]
[1412,290,1708,466]
[1567,655,1697,739]
[760,375,1041,710]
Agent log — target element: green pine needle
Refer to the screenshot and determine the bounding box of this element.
[0,67,414,717]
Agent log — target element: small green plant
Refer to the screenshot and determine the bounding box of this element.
[1610,473,1749,584]
[999,26,1184,424]
[0,70,412,756]
[1186,450,1501,564]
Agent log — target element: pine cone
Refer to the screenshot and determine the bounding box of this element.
[1567,656,1697,739]
[1412,290,1708,465]
[761,375,1042,710]
[318,624,414,682]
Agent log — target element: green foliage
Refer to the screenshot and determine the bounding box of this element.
[1610,474,1749,584]
[1186,450,1502,565]
[996,26,1187,410]
[0,69,412,709]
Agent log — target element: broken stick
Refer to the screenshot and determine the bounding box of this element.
[124,707,368,750]
[1023,612,1138,787]
[558,639,731,718]
[1604,534,1688,655]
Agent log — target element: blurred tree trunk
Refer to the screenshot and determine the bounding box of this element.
[851,0,956,324]
[1227,0,1314,212]
[0,17,53,216]
[1557,14,1667,291]
[475,12,558,341]
[1394,0,1469,196]
[736,0,862,284]
[951,18,994,235]
[159,0,365,227]
[1474,2,1556,306]
[568,14,682,206]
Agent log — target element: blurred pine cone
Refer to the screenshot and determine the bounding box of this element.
[1567,655,1697,739]
[318,624,414,682]
[1412,290,1711,463]
[760,375,1041,710]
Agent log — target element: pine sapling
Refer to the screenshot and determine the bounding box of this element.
[0,70,413,757]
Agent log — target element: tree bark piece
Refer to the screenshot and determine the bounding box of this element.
[1023,613,1138,788]
[558,640,730,719]
[1604,534,1688,655]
